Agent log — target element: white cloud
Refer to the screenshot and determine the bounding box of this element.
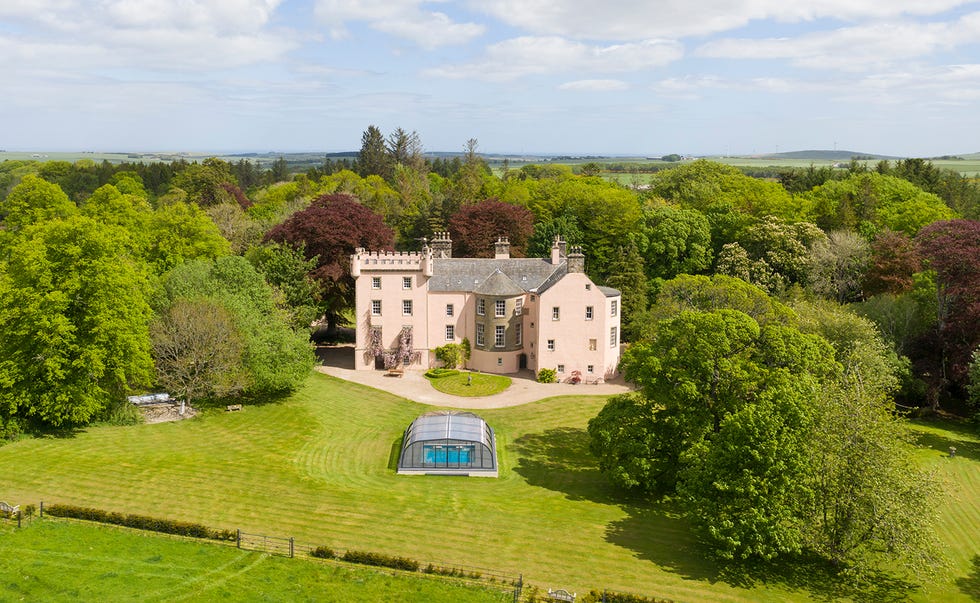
[473,0,976,41]
[651,64,980,106]
[426,36,683,80]
[559,79,630,91]
[697,12,980,70]
[0,0,296,71]
[314,0,484,48]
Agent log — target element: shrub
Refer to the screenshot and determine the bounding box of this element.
[0,417,23,442]
[22,504,36,518]
[342,549,420,572]
[537,368,557,383]
[434,343,467,369]
[103,400,144,426]
[425,368,460,379]
[580,589,675,603]
[310,546,335,559]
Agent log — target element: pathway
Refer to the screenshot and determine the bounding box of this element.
[315,346,632,410]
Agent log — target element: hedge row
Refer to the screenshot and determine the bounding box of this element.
[341,549,420,572]
[44,504,236,541]
[580,589,674,603]
[423,563,482,580]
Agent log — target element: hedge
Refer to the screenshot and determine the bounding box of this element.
[424,368,460,379]
[44,504,235,541]
[310,546,335,559]
[341,549,420,572]
[580,589,674,603]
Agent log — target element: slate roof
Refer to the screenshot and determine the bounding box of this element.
[473,269,526,296]
[598,285,621,298]
[429,258,565,294]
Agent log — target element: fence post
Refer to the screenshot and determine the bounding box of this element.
[17,510,21,529]
[513,574,523,603]
[289,537,294,558]
[236,529,241,549]
[39,501,43,518]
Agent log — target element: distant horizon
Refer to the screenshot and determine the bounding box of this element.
[2,147,977,161]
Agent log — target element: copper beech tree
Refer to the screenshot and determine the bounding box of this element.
[265,193,394,333]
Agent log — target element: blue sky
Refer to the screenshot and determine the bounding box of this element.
[2,0,979,156]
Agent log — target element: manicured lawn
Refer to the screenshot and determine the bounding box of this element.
[0,519,510,602]
[427,372,512,397]
[1,372,978,601]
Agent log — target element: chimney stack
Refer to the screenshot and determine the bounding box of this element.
[494,236,511,259]
[431,231,452,259]
[567,245,585,273]
[551,235,565,264]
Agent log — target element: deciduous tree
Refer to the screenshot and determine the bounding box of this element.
[0,217,153,425]
[150,298,245,406]
[448,199,534,258]
[265,193,395,332]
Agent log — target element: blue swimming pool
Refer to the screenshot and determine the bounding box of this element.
[424,445,474,465]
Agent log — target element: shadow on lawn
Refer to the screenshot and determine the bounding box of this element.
[511,426,920,603]
[510,427,626,505]
[911,419,980,462]
[956,555,980,600]
[607,509,920,603]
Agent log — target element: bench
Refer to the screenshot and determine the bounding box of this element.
[385,368,405,378]
[226,404,243,412]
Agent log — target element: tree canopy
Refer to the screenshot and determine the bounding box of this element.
[264,192,395,331]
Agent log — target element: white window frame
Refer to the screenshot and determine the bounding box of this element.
[515,323,522,346]
[585,306,593,320]
[477,299,485,316]
[494,325,505,348]
[547,339,555,351]
[495,299,506,317]
[445,325,455,341]
[610,327,618,347]
[402,276,412,290]
[589,338,597,351]
[371,276,381,289]
[557,364,565,373]
[611,300,618,317]
[446,304,454,317]
[515,297,523,314]
[476,324,485,347]
[371,300,381,316]
[587,364,594,373]
[402,300,413,316]
[552,306,560,321]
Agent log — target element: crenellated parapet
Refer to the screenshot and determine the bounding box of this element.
[351,247,430,276]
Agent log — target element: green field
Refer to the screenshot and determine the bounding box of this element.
[1,372,978,601]
[0,519,510,602]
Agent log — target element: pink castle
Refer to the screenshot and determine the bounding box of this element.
[351,234,621,380]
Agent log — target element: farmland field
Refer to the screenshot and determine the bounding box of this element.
[1,372,978,601]
[0,519,510,602]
